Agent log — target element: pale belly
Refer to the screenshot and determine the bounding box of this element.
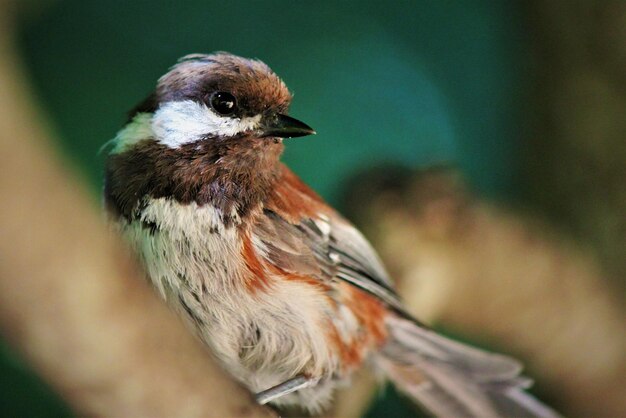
[117,197,349,410]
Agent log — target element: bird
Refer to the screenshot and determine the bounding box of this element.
[104,52,559,417]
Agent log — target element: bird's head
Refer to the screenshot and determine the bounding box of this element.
[105,53,315,220]
[111,52,315,155]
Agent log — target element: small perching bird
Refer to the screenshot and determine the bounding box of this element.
[104,52,560,417]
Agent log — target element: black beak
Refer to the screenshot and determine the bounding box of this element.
[261,114,316,138]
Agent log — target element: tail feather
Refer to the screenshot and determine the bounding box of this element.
[380,316,560,418]
[492,388,562,418]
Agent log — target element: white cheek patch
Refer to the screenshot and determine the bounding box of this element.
[151,100,262,148]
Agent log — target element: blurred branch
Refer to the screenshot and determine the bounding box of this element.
[339,167,626,418]
[0,6,273,418]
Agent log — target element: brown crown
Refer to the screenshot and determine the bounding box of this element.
[153,52,292,118]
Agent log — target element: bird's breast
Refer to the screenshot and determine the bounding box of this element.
[113,195,384,405]
[114,197,340,377]
[118,196,248,297]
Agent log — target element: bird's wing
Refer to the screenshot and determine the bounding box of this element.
[253,165,409,316]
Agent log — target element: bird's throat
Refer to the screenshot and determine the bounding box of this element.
[104,138,283,224]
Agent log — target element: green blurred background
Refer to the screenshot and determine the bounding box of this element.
[4,0,624,416]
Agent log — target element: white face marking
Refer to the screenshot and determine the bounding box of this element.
[151,100,262,148]
[109,100,263,153]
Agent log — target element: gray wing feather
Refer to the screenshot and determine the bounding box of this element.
[255,209,405,312]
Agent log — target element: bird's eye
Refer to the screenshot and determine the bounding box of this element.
[209,92,237,116]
